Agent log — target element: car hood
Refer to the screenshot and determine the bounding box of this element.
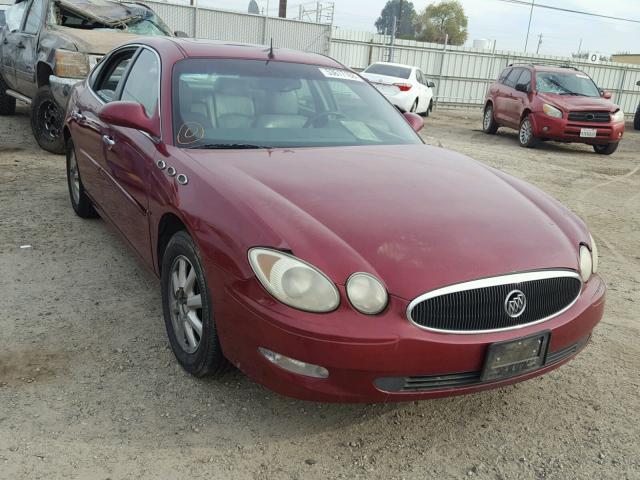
[51,26,141,54]
[185,145,587,300]
[537,92,619,112]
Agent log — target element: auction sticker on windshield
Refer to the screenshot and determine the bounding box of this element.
[319,68,363,82]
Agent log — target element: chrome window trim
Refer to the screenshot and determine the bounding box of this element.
[87,43,163,142]
[406,269,582,335]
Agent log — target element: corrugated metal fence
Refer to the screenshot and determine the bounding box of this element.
[144,0,332,54]
[330,29,640,115]
[144,1,640,115]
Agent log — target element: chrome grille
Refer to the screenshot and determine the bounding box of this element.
[407,271,582,333]
[567,111,610,123]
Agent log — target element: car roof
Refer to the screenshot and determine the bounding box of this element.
[141,37,345,68]
[506,64,587,75]
[369,62,416,69]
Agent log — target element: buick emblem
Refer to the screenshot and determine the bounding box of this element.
[505,290,527,318]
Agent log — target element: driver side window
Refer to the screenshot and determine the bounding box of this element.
[92,49,136,103]
[5,1,28,31]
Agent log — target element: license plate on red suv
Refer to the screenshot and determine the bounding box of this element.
[580,128,597,138]
[481,332,550,382]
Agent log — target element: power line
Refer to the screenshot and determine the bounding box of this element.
[494,0,640,25]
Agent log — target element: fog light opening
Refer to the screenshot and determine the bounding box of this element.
[258,347,329,378]
[542,126,550,133]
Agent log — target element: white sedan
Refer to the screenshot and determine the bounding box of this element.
[360,62,435,116]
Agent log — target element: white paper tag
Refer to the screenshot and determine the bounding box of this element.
[319,67,363,82]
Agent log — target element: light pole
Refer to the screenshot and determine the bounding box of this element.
[524,0,535,51]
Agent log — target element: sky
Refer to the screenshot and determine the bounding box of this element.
[195,0,640,57]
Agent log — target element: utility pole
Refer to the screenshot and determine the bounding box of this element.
[278,0,286,18]
[577,38,583,56]
[536,33,543,54]
[524,0,535,51]
[397,0,403,37]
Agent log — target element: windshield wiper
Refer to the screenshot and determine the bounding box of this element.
[189,143,274,150]
[547,78,584,96]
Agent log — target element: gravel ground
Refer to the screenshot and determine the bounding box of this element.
[1,104,639,480]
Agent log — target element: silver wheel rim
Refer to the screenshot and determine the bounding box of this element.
[69,150,80,205]
[483,108,492,130]
[520,119,532,144]
[169,256,203,354]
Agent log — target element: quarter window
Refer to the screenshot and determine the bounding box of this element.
[517,69,532,90]
[120,49,160,117]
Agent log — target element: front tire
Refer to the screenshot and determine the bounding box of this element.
[66,139,98,218]
[161,231,227,377]
[518,115,538,148]
[482,104,499,134]
[31,86,65,154]
[593,143,619,155]
[0,73,16,115]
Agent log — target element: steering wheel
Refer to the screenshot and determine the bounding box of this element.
[304,111,345,128]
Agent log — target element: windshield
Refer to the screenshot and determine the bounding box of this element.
[363,64,411,79]
[536,71,600,97]
[120,3,172,36]
[172,59,422,149]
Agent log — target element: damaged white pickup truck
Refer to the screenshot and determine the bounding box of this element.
[0,0,180,153]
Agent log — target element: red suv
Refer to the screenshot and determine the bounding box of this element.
[483,64,625,155]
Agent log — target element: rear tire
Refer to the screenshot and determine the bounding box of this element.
[518,115,538,148]
[410,98,418,113]
[482,104,498,134]
[161,231,227,377]
[634,109,640,130]
[0,74,16,116]
[66,139,98,218]
[593,143,619,155]
[31,86,65,154]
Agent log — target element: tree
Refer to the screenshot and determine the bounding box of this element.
[415,0,468,46]
[375,0,417,38]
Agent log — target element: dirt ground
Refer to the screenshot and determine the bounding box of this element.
[1,104,639,480]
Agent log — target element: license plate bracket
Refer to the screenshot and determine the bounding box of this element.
[580,128,597,138]
[481,332,550,382]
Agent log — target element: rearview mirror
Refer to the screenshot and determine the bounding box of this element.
[403,112,424,132]
[515,83,529,93]
[600,90,612,99]
[99,101,160,139]
[636,80,640,87]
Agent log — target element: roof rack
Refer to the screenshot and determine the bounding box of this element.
[507,63,582,71]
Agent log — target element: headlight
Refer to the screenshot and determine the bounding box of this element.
[543,103,563,119]
[248,248,339,312]
[55,50,90,78]
[612,110,625,123]
[579,245,593,282]
[346,273,388,315]
[590,234,599,274]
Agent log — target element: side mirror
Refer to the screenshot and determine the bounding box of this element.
[174,30,189,38]
[600,90,612,99]
[515,83,529,93]
[403,112,424,132]
[427,81,435,88]
[637,80,640,87]
[99,101,160,139]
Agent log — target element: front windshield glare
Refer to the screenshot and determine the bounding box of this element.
[172,59,422,148]
[536,72,600,97]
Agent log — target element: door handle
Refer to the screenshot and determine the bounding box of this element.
[71,110,86,122]
[17,41,25,49]
[102,135,116,149]
[2,39,8,45]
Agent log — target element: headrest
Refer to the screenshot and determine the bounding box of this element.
[215,77,250,95]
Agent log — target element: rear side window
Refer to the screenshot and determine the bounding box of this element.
[516,69,532,90]
[503,68,522,88]
[498,68,512,83]
[364,64,411,79]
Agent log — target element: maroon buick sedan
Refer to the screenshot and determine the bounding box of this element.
[63,37,604,402]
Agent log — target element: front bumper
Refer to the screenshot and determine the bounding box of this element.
[530,111,625,144]
[214,268,605,403]
[49,75,82,108]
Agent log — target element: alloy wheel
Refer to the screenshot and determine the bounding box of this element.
[39,100,63,140]
[168,255,204,354]
[483,107,493,130]
[520,118,532,145]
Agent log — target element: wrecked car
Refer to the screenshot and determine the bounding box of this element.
[0,0,178,153]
